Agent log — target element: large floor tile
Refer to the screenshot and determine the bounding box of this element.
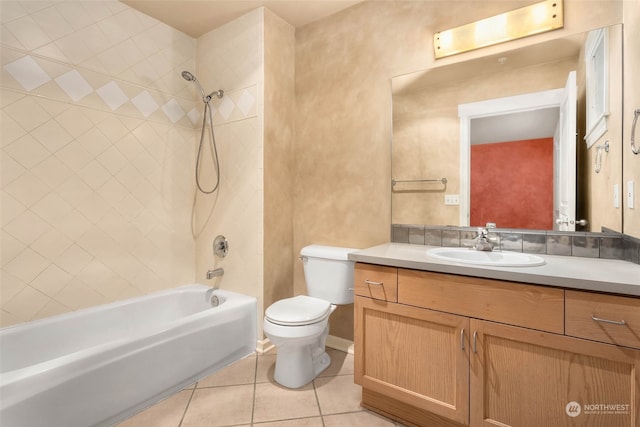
[323,410,398,426]
[314,374,363,415]
[319,349,355,377]
[253,417,324,426]
[196,354,256,388]
[255,352,277,383]
[116,389,192,427]
[181,384,254,427]
[252,381,320,423]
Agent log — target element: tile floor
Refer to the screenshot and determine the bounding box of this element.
[116,349,405,427]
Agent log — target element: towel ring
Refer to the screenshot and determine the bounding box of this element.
[632,108,640,155]
[594,140,609,173]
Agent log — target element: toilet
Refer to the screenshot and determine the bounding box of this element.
[263,244,357,388]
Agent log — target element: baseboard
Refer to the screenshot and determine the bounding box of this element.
[256,335,354,355]
[256,338,275,355]
[326,335,354,355]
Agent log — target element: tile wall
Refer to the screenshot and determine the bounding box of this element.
[193,8,266,332]
[1,0,200,326]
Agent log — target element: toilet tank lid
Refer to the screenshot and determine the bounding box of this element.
[300,245,359,261]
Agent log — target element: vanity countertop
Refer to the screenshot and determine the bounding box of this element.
[349,243,640,297]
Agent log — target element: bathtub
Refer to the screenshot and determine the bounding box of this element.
[0,285,257,427]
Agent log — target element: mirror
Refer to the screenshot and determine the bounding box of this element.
[391,25,623,232]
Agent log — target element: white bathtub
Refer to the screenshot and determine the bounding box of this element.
[0,285,257,427]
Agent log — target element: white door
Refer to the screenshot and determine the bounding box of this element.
[553,71,577,231]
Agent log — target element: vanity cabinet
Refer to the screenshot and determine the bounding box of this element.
[354,262,640,427]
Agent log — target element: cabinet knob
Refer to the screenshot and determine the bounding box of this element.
[364,279,383,286]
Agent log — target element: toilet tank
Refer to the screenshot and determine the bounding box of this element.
[300,245,358,305]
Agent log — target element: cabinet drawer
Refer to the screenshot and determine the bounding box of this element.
[354,263,398,302]
[565,290,640,349]
[398,269,564,334]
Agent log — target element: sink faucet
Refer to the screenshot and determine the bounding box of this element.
[474,228,493,251]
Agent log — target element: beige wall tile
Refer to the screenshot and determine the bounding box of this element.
[0,0,197,326]
[194,8,266,337]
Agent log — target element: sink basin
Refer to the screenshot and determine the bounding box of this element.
[426,247,545,267]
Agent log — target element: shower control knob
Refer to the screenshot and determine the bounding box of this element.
[213,235,229,258]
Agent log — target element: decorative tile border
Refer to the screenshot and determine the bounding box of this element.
[391,224,640,265]
[1,48,258,129]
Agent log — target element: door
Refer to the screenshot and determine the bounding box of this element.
[470,319,640,427]
[355,297,470,425]
[553,71,578,231]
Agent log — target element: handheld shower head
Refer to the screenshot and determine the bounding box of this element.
[181,70,223,103]
[181,70,207,100]
[181,71,196,81]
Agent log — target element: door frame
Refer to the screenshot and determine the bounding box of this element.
[458,87,566,227]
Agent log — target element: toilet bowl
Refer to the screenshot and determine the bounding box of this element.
[263,245,357,388]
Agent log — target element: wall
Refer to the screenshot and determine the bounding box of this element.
[623,1,640,238]
[294,0,622,341]
[263,10,295,318]
[1,0,197,327]
[193,7,295,340]
[193,8,264,325]
[577,24,623,233]
[471,138,554,230]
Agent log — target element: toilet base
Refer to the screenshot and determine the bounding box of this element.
[274,343,331,389]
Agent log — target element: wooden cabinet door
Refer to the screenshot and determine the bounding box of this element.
[470,319,640,427]
[355,296,470,425]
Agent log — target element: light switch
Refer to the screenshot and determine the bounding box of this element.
[628,181,635,209]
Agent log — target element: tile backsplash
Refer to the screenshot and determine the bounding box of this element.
[392,224,640,265]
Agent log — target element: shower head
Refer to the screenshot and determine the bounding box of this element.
[181,70,196,82]
[181,70,223,103]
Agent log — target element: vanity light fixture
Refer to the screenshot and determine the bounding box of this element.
[433,0,563,59]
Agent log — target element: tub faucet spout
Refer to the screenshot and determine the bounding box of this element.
[207,268,224,279]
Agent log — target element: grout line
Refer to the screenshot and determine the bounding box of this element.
[177,385,198,427]
[311,377,326,427]
[250,353,259,426]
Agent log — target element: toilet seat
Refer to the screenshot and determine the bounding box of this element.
[265,296,331,326]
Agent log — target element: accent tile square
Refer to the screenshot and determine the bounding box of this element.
[96,81,129,111]
[161,98,185,123]
[131,90,159,117]
[54,69,93,101]
[4,55,51,91]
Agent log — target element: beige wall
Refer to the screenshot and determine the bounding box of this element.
[623,0,640,238]
[294,0,622,340]
[263,10,295,313]
[1,0,631,342]
[1,0,197,327]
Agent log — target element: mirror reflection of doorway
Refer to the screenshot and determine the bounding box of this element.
[459,71,577,230]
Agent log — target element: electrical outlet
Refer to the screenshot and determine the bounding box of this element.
[444,194,459,205]
[614,184,619,208]
[628,180,635,209]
